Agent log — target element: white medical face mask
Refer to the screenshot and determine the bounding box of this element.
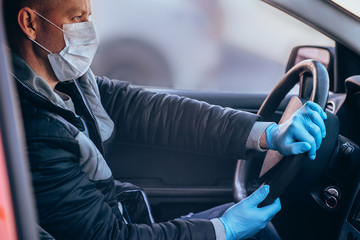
[29,11,99,82]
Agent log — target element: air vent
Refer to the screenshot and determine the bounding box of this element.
[326,100,336,113]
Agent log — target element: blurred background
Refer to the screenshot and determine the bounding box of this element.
[90,0,334,93]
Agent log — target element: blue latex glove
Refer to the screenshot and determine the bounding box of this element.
[219,185,281,240]
[266,101,327,160]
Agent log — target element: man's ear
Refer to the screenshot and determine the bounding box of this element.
[17,7,38,40]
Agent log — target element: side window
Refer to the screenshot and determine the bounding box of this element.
[91,0,334,93]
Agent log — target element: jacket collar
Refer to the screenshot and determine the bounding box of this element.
[12,53,114,143]
[12,53,72,111]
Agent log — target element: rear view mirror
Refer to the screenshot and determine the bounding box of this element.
[286,45,334,90]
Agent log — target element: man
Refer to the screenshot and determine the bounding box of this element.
[3,0,327,239]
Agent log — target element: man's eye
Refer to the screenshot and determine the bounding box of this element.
[74,16,81,22]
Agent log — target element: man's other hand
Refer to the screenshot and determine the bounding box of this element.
[266,101,327,160]
[218,185,281,240]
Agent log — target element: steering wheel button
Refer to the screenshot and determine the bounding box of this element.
[325,195,337,208]
[323,187,340,209]
[325,187,340,198]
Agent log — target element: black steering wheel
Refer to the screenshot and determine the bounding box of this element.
[234,59,339,206]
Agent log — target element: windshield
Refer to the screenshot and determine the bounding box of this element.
[330,0,360,18]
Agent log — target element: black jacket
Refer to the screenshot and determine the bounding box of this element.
[15,59,259,239]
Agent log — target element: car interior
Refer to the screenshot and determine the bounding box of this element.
[2,0,360,240]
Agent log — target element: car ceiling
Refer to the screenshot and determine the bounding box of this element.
[263,0,360,56]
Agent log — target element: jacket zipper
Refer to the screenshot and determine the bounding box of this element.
[73,79,105,151]
[78,116,90,137]
[73,79,104,179]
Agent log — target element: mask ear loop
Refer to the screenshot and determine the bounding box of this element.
[27,10,64,54]
[27,37,53,54]
[32,10,64,32]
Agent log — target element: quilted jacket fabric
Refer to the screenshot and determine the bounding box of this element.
[13,53,260,239]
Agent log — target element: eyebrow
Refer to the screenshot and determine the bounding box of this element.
[66,7,90,16]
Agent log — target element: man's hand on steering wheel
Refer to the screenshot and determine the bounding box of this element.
[263,102,327,160]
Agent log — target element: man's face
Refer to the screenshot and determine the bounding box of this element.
[34,0,92,54]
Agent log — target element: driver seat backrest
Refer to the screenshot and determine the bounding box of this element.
[336,76,360,145]
[37,224,55,240]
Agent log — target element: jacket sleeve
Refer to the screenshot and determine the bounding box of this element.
[27,119,216,240]
[96,76,261,159]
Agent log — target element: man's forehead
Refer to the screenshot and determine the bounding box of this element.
[66,0,91,12]
[45,0,91,14]
[66,6,91,15]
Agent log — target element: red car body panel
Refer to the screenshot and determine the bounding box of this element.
[0,134,17,240]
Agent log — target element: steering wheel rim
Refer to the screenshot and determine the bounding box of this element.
[234,59,330,205]
[259,59,329,120]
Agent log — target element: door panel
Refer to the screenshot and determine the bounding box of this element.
[107,90,292,221]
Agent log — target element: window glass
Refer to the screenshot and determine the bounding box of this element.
[91,0,334,93]
[330,0,360,18]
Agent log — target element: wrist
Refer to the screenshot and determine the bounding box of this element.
[218,217,233,240]
[265,123,277,150]
[247,122,274,151]
[260,130,268,150]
